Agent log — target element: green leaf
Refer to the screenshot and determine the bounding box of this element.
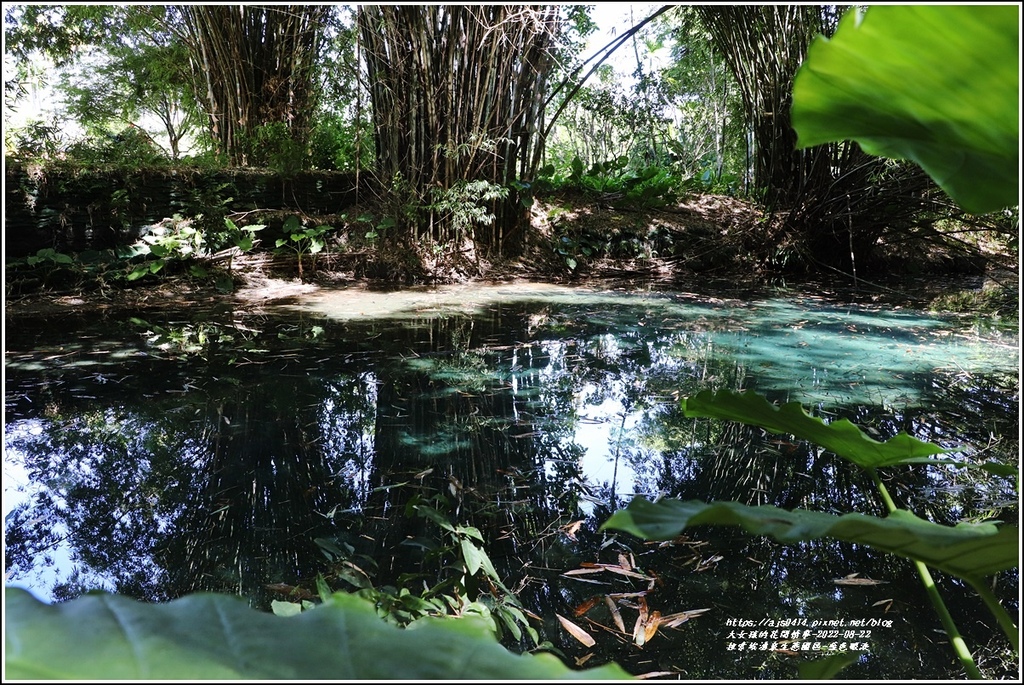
[461,538,483,576]
[335,563,372,590]
[126,264,150,281]
[412,504,456,533]
[283,215,302,233]
[4,588,631,680]
[271,600,303,617]
[497,607,523,641]
[315,574,333,601]
[791,5,1019,214]
[314,537,352,561]
[682,389,952,469]
[601,498,1018,581]
[474,544,502,584]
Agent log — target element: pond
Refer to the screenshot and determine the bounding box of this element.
[4,280,1019,679]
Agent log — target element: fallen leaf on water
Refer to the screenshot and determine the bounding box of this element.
[605,595,626,633]
[644,610,662,643]
[872,598,895,612]
[565,577,612,585]
[633,597,649,647]
[695,554,723,571]
[556,613,596,647]
[658,608,711,629]
[574,595,601,617]
[562,519,584,540]
[601,565,652,581]
[834,574,888,586]
[264,583,315,600]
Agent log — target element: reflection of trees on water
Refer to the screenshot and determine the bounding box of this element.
[4,301,1018,678]
[5,361,379,608]
[157,372,376,606]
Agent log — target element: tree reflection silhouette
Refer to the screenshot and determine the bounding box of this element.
[4,294,1017,679]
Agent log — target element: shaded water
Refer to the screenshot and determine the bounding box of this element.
[4,281,1019,679]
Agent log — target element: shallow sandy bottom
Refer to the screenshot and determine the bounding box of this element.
[276,280,623,320]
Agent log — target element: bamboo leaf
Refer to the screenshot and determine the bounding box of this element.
[604,596,626,634]
[574,596,601,617]
[556,613,596,648]
[460,538,482,576]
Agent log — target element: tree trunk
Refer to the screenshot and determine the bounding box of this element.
[695,5,940,273]
[177,5,331,166]
[358,5,561,260]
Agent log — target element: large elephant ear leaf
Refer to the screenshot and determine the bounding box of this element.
[4,588,632,680]
[682,389,952,469]
[601,499,1018,581]
[791,5,1019,214]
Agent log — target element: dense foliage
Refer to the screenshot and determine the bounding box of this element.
[3,4,1018,680]
[5,4,1016,281]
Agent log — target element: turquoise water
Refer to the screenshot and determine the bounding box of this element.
[4,281,1019,678]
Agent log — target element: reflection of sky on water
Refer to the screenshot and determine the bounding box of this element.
[569,392,656,515]
[4,420,114,601]
[4,284,1018,608]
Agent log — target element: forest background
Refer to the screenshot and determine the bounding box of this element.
[3,4,1020,680]
[2,3,1018,309]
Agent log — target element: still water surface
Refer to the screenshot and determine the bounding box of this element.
[4,281,1019,679]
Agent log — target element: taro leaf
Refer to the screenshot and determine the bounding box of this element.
[682,389,952,469]
[4,588,631,680]
[601,499,1018,581]
[791,5,1019,214]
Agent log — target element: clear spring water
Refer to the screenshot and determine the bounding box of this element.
[4,281,1019,678]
